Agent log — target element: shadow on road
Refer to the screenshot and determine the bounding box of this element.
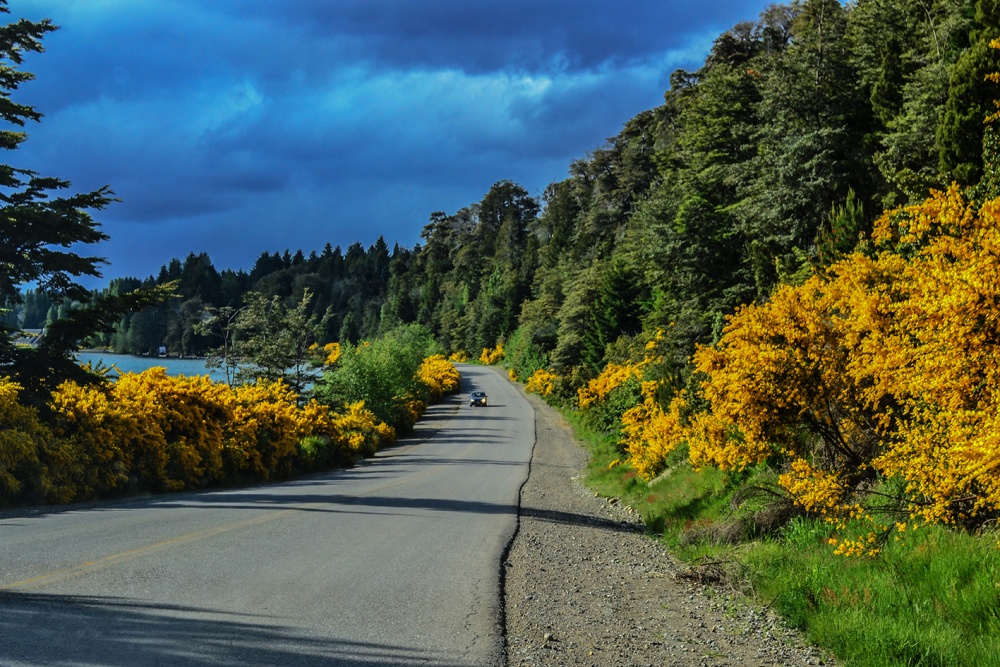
[141,485,640,536]
[150,490,521,518]
[0,592,471,667]
[520,506,641,535]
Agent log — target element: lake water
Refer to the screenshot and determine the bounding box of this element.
[76,352,228,382]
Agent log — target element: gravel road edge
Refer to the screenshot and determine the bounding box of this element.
[502,387,836,667]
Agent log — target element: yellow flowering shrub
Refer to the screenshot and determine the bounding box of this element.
[48,380,133,501]
[449,350,469,362]
[408,398,428,422]
[0,378,48,501]
[525,368,558,396]
[685,185,1000,533]
[576,362,645,409]
[326,400,396,457]
[575,331,676,472]
[228,379,302,479]
[831,532,882,558]
[479,343,504,365]
[296,398,393,463]
[117,369,231,490]
[778,458,850,516]
[0,359,413,504]
[309,341,342,367]
[416,354,460,400]
[692,277,860,471]
[620,383,687,480]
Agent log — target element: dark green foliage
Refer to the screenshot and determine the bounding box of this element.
[504,326,549,381]
[737,0,877,295]
[579,260,647,373]
[937,0,1000,184]
[90,236,406,357]
[974,124,1000,200]
[815,188,869,268]
[18,289,52,328]
[313,324,441,431]
[227,289,330,397]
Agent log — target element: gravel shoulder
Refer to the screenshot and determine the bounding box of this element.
[502,389,835,667]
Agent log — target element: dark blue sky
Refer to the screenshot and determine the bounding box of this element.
[12,0,774,284]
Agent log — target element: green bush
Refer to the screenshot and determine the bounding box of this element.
[505,326,549,381]
[313,324,442,431]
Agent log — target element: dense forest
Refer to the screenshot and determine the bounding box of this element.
[10,0,998,396]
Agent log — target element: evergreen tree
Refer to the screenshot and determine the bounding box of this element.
[937,0,1000,183]
[0,3,167,402]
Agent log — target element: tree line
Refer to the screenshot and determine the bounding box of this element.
[4,0,999,407]
[20,0,980,396]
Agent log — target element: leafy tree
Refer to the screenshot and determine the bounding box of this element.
[313,324,441,429]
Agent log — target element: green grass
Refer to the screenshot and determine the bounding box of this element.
[561,411,1000,667]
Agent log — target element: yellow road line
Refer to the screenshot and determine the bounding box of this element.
[1,509,293,592]
[1,460,447,593]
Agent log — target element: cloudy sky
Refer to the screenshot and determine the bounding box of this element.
[12,0,773,284]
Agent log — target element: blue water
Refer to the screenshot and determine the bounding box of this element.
[76,352,228,382]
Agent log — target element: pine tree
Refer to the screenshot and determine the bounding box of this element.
[0,3,167,404]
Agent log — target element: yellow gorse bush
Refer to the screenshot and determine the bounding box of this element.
[684,185,1000,536]
[49,378,138,501]
[448,350,469,363]
[576,361,645,409]
[479,343,504,365]
[227,379,304,479]
[416,354,460,400]
[326,342,342,365]
[323,400,396,457]
[525,368,558,396]
[620,382,687,480]
[0,378,49,500]
[309,342,341,366]
[576,330,664,410]
[1,366,399,504]
[578,187,1000,551]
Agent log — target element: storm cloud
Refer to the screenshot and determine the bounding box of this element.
[12,0,773,282]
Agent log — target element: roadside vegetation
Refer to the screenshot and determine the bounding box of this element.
[555,412,1000,667]
[0,325,460,506]
[497,181,1000,662]
[3,1,1000,664]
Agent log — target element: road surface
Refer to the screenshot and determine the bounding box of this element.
[0,364,532,666]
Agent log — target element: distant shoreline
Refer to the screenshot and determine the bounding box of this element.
[77,349,209,361]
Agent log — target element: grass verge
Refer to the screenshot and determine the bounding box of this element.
[563,409,1000,667]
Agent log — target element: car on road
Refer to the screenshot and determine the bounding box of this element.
[470,391,488,407]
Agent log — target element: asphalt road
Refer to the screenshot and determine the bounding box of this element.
[0,364,533,667]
